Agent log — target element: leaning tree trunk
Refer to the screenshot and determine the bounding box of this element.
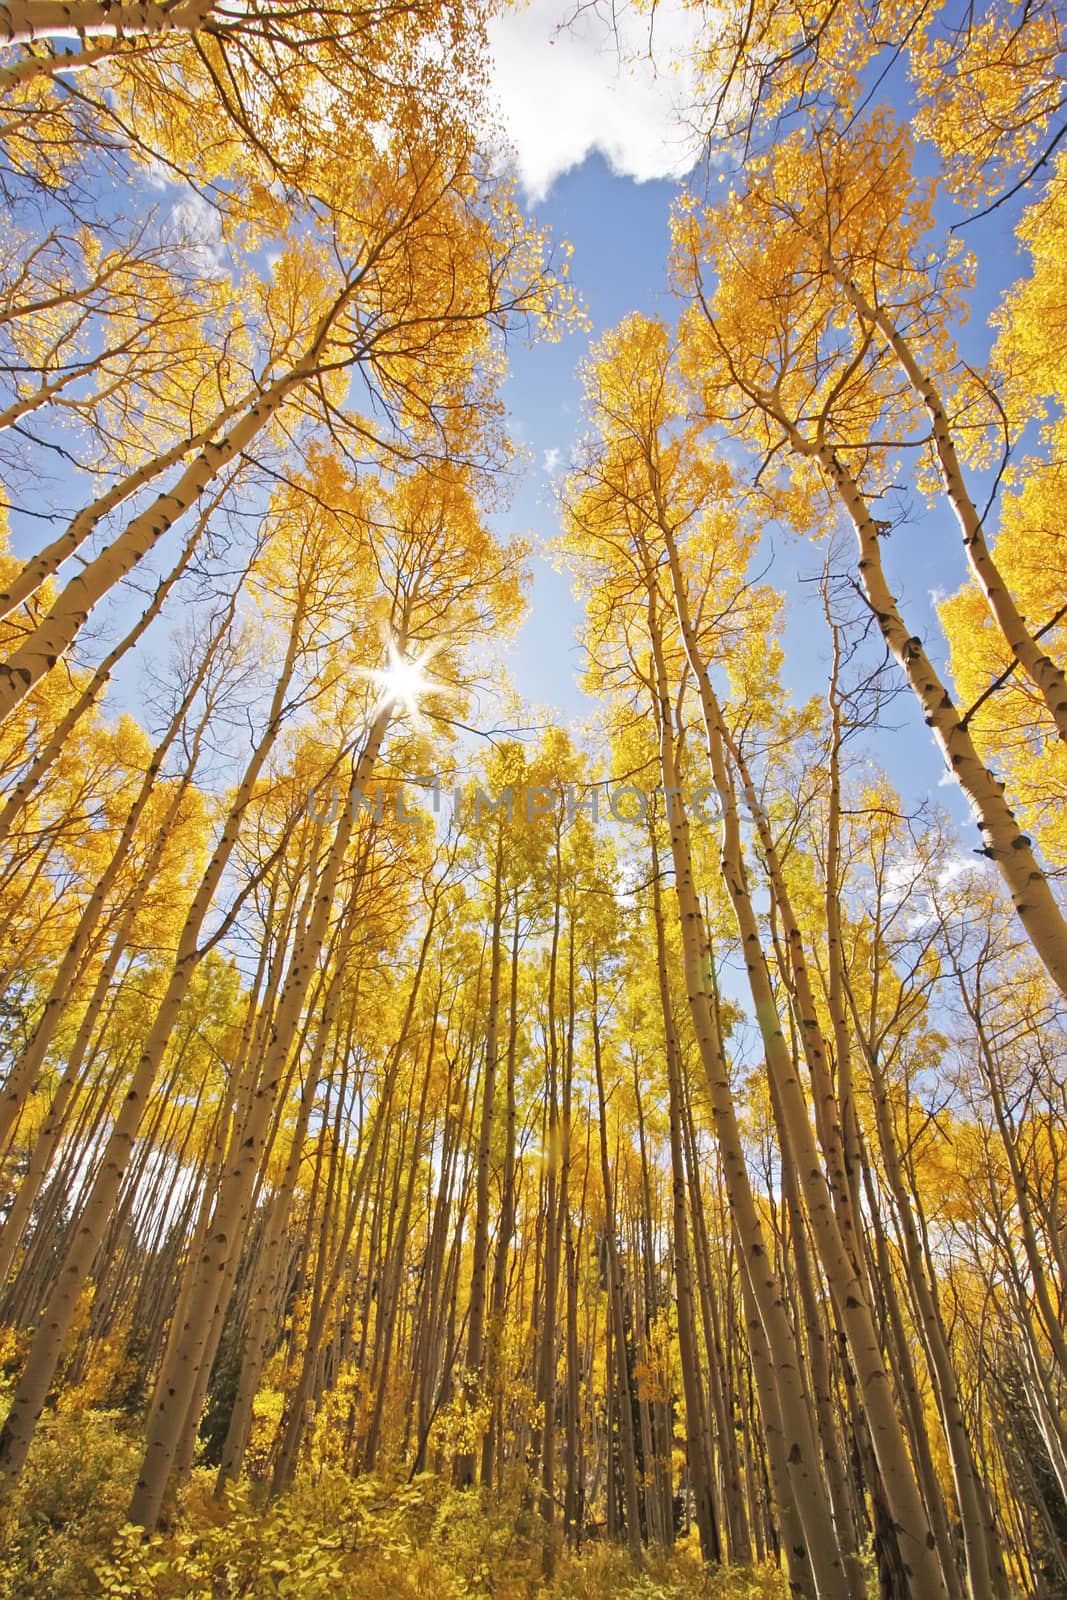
[0,602,311,1494]
[591,979,643,1566]
[128,707,390,1532]
[646,591,848,1600]
[649,826,722,1564]
[659,514,953,1599]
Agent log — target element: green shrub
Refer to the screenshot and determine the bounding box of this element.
[0,1407,140,1600]
[3,1440,789,1600]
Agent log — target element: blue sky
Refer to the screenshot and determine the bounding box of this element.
[498,157,678,727]
[481,0,1032,844]
[4,0,1026,857]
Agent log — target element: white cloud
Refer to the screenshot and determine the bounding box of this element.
[936,853,977,889]
[486,0,707,204]
[168,191,228,279]
[937,768,959,788]
[883,847,982,934]
[542,446,562,474]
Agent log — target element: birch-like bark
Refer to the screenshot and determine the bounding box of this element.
[480,898,521,1489]
[344,1029,433,1483]
[722,722,863,1274]
[0,601,309,1492]
[679,1075,751,1562]
[0,586,236,1146]
[127,706,389,1531]
[561,921,582,1548]
[819,251,1067,743]
[854,1009,1008,1599]
[689,310,1067,994]
[591,980,643,1565]
[666,595,949,1596]
[735,1240,817,1600]
[454,827,504,1489]
[0,487,215,849]
[534,820,563,1577]
[821,620,867,1237]
[0,289,356,720]
[0,401,248,626]
[806,442,1067,998]
[646,599,847,1599]
[648,826,722,1564]
[946,945,1067,1382]
[0,0,217,47]
[770,1074,865,1600]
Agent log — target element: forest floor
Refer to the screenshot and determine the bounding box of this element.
[0,1403,791,1600]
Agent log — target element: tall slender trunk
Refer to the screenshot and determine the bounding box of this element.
[480,898,521,1489]
[0,403,248,626]
[0,591,236,1147]
[856,1009,1007,1598]
[658,516,950,1598]
[645,588,847,1600]
[679,1072,750,1563]
[0,491,215,850]
[455,829,504,1488]
[0,602,311,1494]
[534,823,564,1578]
[820,251,1067,743]
[128,707,389,1531]
[591,978,643,1565]
[648,825,721,1564]
[0,289,356,720]
[792,436,1067,998]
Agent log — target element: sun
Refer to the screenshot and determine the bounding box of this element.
[376,650,428,710]
[366,640,442,726]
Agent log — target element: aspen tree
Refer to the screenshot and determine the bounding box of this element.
[480,889,523,1490]
[408,940,473,1473]
[559,828,593,1551]
[453,788,508,1490]
[659,499,951,1600]
[561,368,848,1593]
[214,890,388,1488]
[559,306,992,1594]
[210,970,331,1488]
[590,968,644,1564]
[0,562,320,1490]
[534,786,564,1577]
[4,4,1065,1554]
[676,207,1067,1000]
[678,1060,752,1562]
[0,667,224,1286]
[0,140,567,721]
[0,416,248,627]
[648,819,722,1565]
[0,481,226,848]
[127,458,525,1527]
[128,702,393,1528]
[646,601,848,1600]
[352,1005,437,1479]
[767,119,1067,744]
[939,154,1067,873]
[0,586,244,1149]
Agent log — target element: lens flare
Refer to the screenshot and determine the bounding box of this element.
[366,640,442,727]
